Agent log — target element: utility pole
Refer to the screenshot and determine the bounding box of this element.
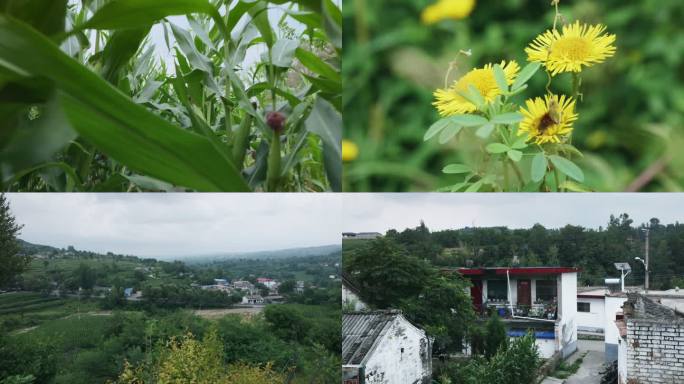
[644,227,650,292]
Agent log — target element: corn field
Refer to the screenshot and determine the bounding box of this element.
[0,0,341,192]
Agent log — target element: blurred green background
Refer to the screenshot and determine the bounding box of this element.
[342,0,684,191]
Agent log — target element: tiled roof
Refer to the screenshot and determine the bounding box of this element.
[342,310,399,365]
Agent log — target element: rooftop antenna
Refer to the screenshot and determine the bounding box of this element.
[614,262,632,292]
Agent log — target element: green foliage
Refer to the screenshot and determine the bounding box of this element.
[438,333,540,384]
[484,314,507,359]
[343,0,684,192]
[391,215,684,289]
[0,195,27,286]
[343,236,474,353]
[0,0,341,191]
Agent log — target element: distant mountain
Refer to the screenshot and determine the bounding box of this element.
[18,239,341,265]
[176,244,342,264]
[17,239,60,255]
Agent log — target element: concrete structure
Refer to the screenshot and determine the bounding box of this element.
[576,287,608,334]
[616,294,684,384]
[454,267,579,359]
[575,286,684,363]
[342,232,383,240]
[256,277,277,289]
[342,311,431,384]
[241,295,264,305]
[342,273,367,312]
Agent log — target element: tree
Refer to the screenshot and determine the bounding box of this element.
[484,314,508,358]
[263,305,309,343]
[278,279,296,294]
[0,194,28,286]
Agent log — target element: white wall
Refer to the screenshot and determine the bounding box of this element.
[536,338,557,359]
[576,297,605,333]
[617,330,627,384]
[558,272,578,358]
[363,317,431,384]
[604,295,628,362]
[342,285,367,311]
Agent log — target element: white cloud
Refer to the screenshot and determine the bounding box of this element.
[342,193,684,233]
[6,193,341,257]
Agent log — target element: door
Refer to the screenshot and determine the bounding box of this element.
[470,280,483,314]
[517,280,531,307]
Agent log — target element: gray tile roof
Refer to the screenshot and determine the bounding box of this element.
[342,310,400,365]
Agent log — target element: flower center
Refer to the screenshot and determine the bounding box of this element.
[551,37,591,61]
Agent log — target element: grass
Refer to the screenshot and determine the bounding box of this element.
[550,352,587,379]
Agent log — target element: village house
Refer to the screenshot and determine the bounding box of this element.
[241,295,264,305]
[256,277,277,289]
[295,280,305,294]
[342,310,431,384]
[342,272,367,311]
[451,266,579,359]
[213,278,229,286]
[615,293,684,384]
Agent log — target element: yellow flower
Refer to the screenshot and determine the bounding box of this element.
[518,93,578,144]
[342,140,359,162]
[421,0,476,25]
[433,60,520,117]
[525,21,616,76]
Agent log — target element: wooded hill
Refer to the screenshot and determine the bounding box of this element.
[354,214,684,289]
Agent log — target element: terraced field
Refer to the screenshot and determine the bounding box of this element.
[0,292,98,332]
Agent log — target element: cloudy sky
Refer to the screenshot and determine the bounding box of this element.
[342,193,684,233]
[6,194,341,258]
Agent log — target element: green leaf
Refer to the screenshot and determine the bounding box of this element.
[512,62,541,91]
[558,143,585,158]
[442,164,471,174]
[510,135,528,149]
[531,152,547,182]
[424,118,451,141]
[0,0,67,36]
[450,114,488,127]
[248,1,274,47]
[492,64,508,93]
[438,124,462,144]
[491,112,523,125]
[465,179,484,192]
[270,39,299,67]
[80,0,218,30]
[305,98,341,190]
[101,27,151,84]
[475,123,495,138]
[507,149,523,162]
[466,85,485,108]
[0,15,248,191]
[294,48,340,82]
[486,143,510,154]
[559,180,591,192]
[549,155,584,182]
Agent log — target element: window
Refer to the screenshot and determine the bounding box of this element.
[535,280,557,302]
[578,302,591,312]
[487,280,508,301]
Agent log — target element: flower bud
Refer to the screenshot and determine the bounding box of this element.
[266,111,286,133]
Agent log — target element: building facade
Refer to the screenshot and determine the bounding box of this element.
[342,311,431,384]
[454,267,578,359]
[616,294,684,384]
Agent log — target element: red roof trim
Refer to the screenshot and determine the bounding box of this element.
[453,267,580,276]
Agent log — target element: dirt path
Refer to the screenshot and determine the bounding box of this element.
[193,307,264,319]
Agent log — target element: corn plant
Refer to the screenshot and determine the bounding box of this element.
[0,0,341,192]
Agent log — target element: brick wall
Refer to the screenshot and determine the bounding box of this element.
[625,318,684,383]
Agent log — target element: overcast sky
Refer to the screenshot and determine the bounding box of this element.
[6,194,341,258]
[342,194,684,233]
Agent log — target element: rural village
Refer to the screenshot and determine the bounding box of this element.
[342,226,684,384]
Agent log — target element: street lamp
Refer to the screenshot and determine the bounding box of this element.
[635,256,648,293]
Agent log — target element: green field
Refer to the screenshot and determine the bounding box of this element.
[0,292,99,332]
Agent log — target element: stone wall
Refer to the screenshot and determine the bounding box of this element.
[625,318,684,383]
